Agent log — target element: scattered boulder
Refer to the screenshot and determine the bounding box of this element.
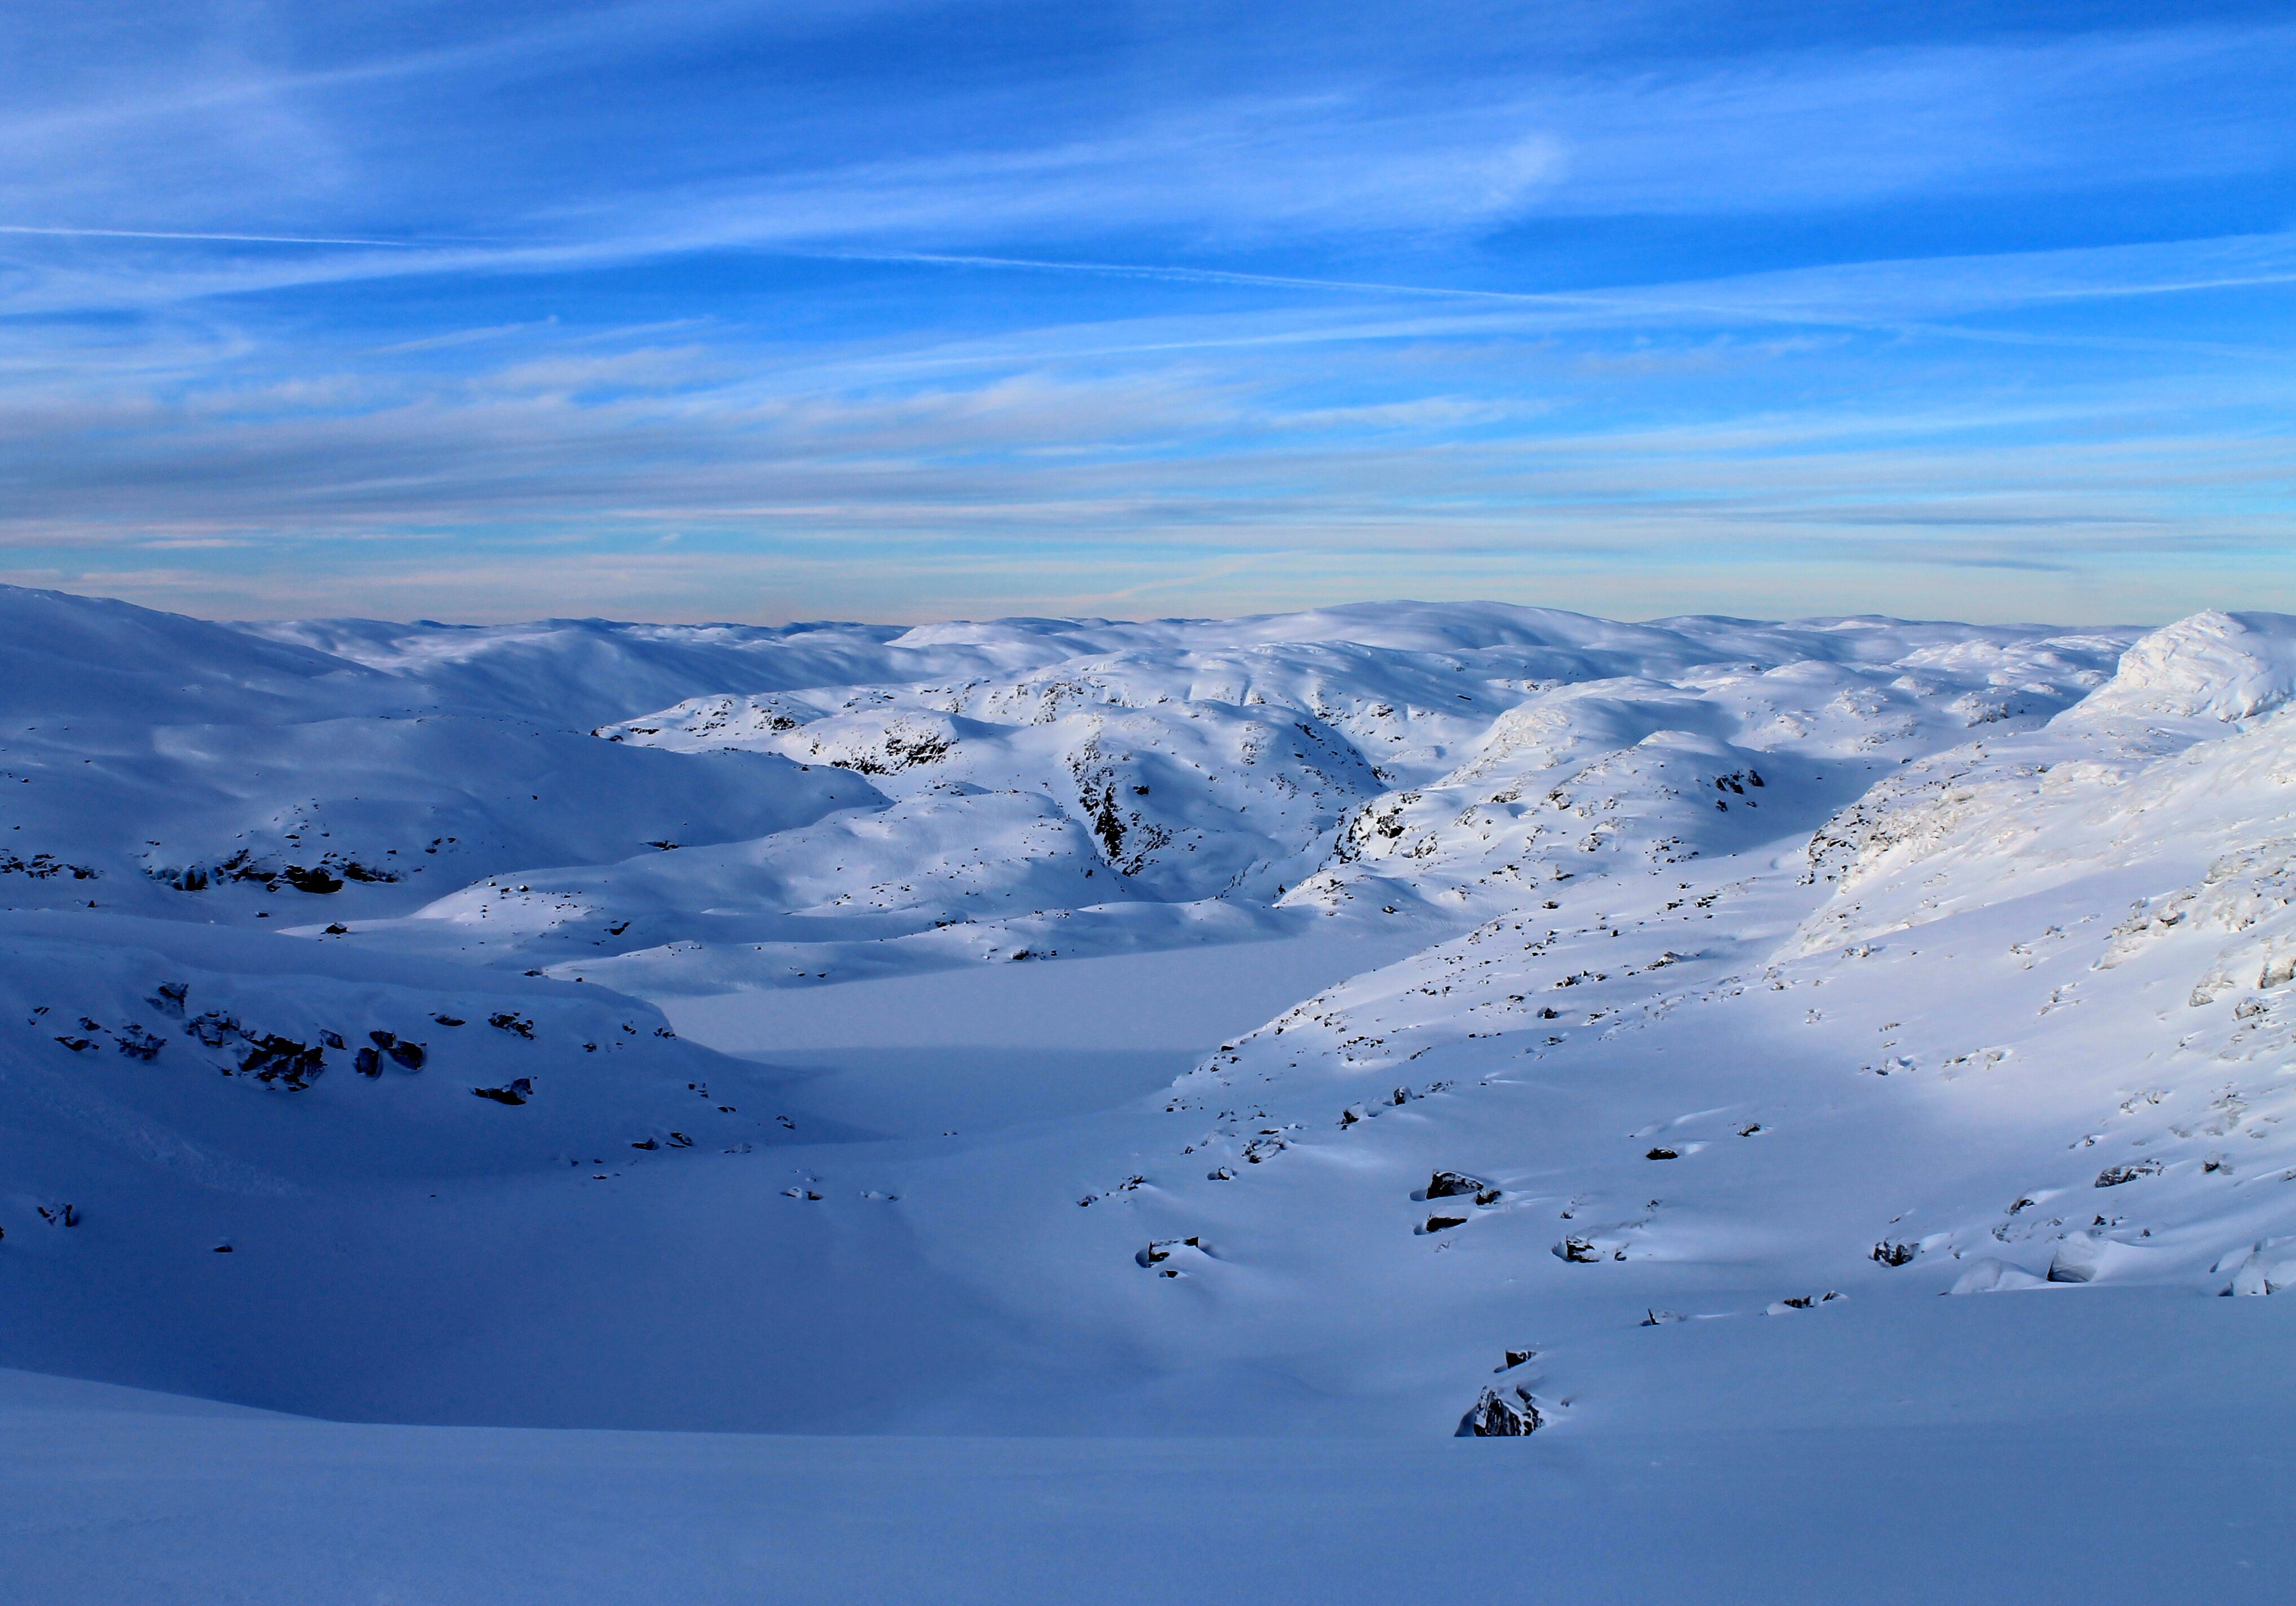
[353,1047,381,1076]
[1458,1386,1542,1436]
[1871,1241,1917,1267]
[1641,1309,1684,1326]
[147,982,188,1018]
[239,1034,324,1088]
[1423,1213,1468,1233]
[187,1011,241,1048]
[488,1012,535,1039]
[1646,1147,1679,1161]
[1767,1291,1846,1313]
[473,1078,535,1106]
[1425,1170,1490,1199]
[386,1040,426,1070]
[1555,1236,1600,1263]
[2094,1159,2163,1188]
[1136,1235,1206,1270]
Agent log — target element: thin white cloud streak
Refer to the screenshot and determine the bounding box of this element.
[5,15,2293,319]
[797,248,1602,307]
[0,225,424,248]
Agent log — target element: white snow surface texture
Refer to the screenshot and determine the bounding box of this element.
[6,588,2296,1601]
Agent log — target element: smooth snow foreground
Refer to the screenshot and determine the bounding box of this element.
[3,588,2294,1600]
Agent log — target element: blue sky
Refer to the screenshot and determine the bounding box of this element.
[3,1,2293,624]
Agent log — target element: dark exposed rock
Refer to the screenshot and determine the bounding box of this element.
[1776,1291,1845,1310]
[3,853,98,881]
[53,1035,91,1052]
[1499,1348,1535,1370]
[386,1040,426,1070]
[1458,1386,1542,1437]
[282,864,344,895]
[187,1011,241,1048]
[432,1014,465,1026]
[114,1025,165,1061]
[322,923,349,934]
[1424,1214,1468,1233]
[632,1138,659,1150]
[473,1078,534,1106]
[320,1030,345,1049]
[1646,1147,1679,1161]
[1555,1236,1600,1263]
[354,1047,381,1076]
[239,1034,324,1088]
[1871,1240,1918,1267]
[368,1030,396,1049]
[147,982,188,1018]
[2094,1160,2163,1187]
[488,1012,535,1039]
[1426,1170,1489,1199]
[1136,1234,1204,1269]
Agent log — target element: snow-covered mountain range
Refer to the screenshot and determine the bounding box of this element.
[5,585,2294,1444]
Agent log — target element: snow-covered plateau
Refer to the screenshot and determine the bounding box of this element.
[5,585,2294,1601]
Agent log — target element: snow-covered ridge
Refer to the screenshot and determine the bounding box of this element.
[3,584,2292,1442]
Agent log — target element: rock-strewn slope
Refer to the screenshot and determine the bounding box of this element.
[5,585,2291,1435]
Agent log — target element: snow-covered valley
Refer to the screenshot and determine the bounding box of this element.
[6,585,2295,1599]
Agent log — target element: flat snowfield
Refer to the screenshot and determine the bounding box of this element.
[7,1364,2292,1605]
[4,588,2295,1599]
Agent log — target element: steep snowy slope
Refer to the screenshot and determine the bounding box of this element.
[5,584,2293,1458]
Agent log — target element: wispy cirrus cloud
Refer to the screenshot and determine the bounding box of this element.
[2,1,2292,623]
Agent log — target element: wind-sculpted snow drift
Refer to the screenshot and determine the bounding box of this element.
[4,586,2295,1445]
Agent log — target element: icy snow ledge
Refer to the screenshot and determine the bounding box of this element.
[2224,1240,2296,1297]
[2070,610,2296,726]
